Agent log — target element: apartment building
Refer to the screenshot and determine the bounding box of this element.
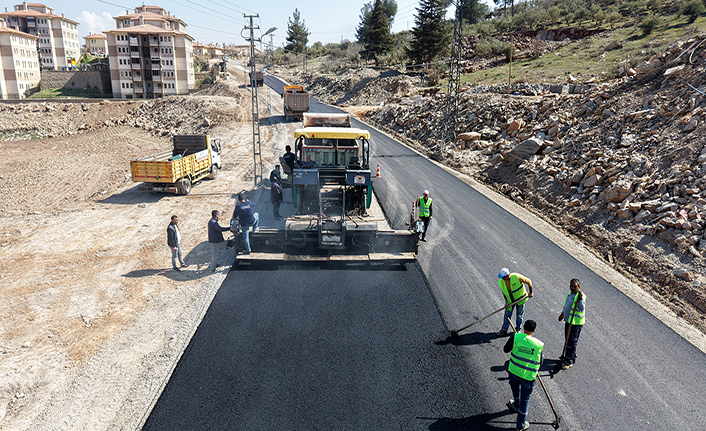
[0,2,80,70]
[0,20,40,98]
[104,5,194,98]
[84,33,107,56]
[194,42,223,58]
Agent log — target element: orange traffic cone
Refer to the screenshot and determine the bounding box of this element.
[375,164,381,178]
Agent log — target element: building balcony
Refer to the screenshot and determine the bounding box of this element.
[129,37,138,45]
[134,87,144,94]
[152,75,161,82]
[131,63,141,69]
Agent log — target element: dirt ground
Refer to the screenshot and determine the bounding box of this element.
[0,75,291,430]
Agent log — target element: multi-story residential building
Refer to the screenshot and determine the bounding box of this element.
[0,2,80,70]
[104,5,194,98]
[84,33,107,56]
[0,20,40,98]
[193,42,224,58]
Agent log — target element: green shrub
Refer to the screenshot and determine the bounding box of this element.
[639,16,660,35]
[681,0,705,23]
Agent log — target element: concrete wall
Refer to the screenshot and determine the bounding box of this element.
[41,70,112,94]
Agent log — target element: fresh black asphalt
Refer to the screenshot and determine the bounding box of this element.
[143,74,706,430]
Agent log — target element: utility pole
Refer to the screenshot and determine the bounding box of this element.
[447,0,463,146]
[241,17,277,188]
[243,14,263,187]
[268,33,274,67]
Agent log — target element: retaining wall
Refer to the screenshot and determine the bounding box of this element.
[40,70,112,94]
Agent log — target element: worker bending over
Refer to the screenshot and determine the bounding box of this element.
[504,319,544,431]
[497,268,534,337]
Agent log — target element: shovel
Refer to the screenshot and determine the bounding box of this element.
[508,319,562,430]
[450,296,526,338]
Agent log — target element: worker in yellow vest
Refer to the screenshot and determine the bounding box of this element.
[558,278,585,369]
[504,319,543,431]
[416,190,432,242]
[497,268,534,337]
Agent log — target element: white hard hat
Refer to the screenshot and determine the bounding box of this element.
[498,268,510,279]
[423,190,429,195]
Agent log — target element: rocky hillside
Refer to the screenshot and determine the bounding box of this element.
[281,34,706,332]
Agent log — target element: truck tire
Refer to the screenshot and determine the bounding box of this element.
[178,177,192,195]
[210,165,219,180]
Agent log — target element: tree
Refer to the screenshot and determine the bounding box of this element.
[458,0,489,25]
[408,0,450,65]
[356,0,397,49]
[361,0,395,62]
[285,9,310,54]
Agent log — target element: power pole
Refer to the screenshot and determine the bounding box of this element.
[447,0,463,145]
[268,33,274,67]
[243,14,263,188]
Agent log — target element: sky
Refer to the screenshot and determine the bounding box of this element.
[11,0,478,48]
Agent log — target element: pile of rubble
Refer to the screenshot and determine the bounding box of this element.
[0,101,133,140]
[114,94,251,136]
[0,87,251,141]
[283,68,423,107]
[350,36,706,329]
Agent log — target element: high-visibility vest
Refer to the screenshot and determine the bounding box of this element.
[499,274,528,309]
[418,197,432,218]
[508,333,544,381]
[565,292,586,325]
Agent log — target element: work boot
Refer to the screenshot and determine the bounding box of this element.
[506,400,518,413]
[517,422,529,430]
[561,362,573,370]
[496,329,508,337]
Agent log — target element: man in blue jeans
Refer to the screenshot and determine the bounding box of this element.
[497,267,534,337]
[232,193,259,254]
[208,210,232,272]
[504,319,544,431]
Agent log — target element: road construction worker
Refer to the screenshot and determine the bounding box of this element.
[416,190,432,242]
[497,268,534,337]
[558,278,585,369]
[504,319,543,431]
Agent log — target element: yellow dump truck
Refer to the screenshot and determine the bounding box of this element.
[130,134,222,195]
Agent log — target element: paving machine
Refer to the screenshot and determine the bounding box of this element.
[235,113,418,265]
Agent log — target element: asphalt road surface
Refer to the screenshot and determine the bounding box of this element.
[143,73,706,430]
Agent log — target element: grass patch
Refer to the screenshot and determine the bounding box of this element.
[29,87,105,99]
[456,12,706,87]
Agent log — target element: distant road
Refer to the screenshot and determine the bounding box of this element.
[144,73,706,430]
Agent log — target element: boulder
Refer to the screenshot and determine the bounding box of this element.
[583,174,601,188]
[508,137,543,161]
[603,180,633,203]
[458,131,481,141]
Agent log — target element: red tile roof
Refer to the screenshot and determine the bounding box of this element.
[103,25,194,41]
[0,25,39,38]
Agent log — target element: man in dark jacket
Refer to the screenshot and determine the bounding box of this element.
[282,145,296,173]
[208,210,232,272]
[270,165,283,219]
[167,215,187,271]
[232,193,259,254]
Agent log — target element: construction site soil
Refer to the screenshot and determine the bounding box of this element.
[2,31,706,427]
[0,78,295,429]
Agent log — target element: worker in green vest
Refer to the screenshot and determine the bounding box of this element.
[558,278,585,369]
[497,268,534,337]
[416,190,432,242]
[504,319,544,431]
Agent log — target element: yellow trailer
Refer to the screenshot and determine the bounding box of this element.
[130,134,222,195]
